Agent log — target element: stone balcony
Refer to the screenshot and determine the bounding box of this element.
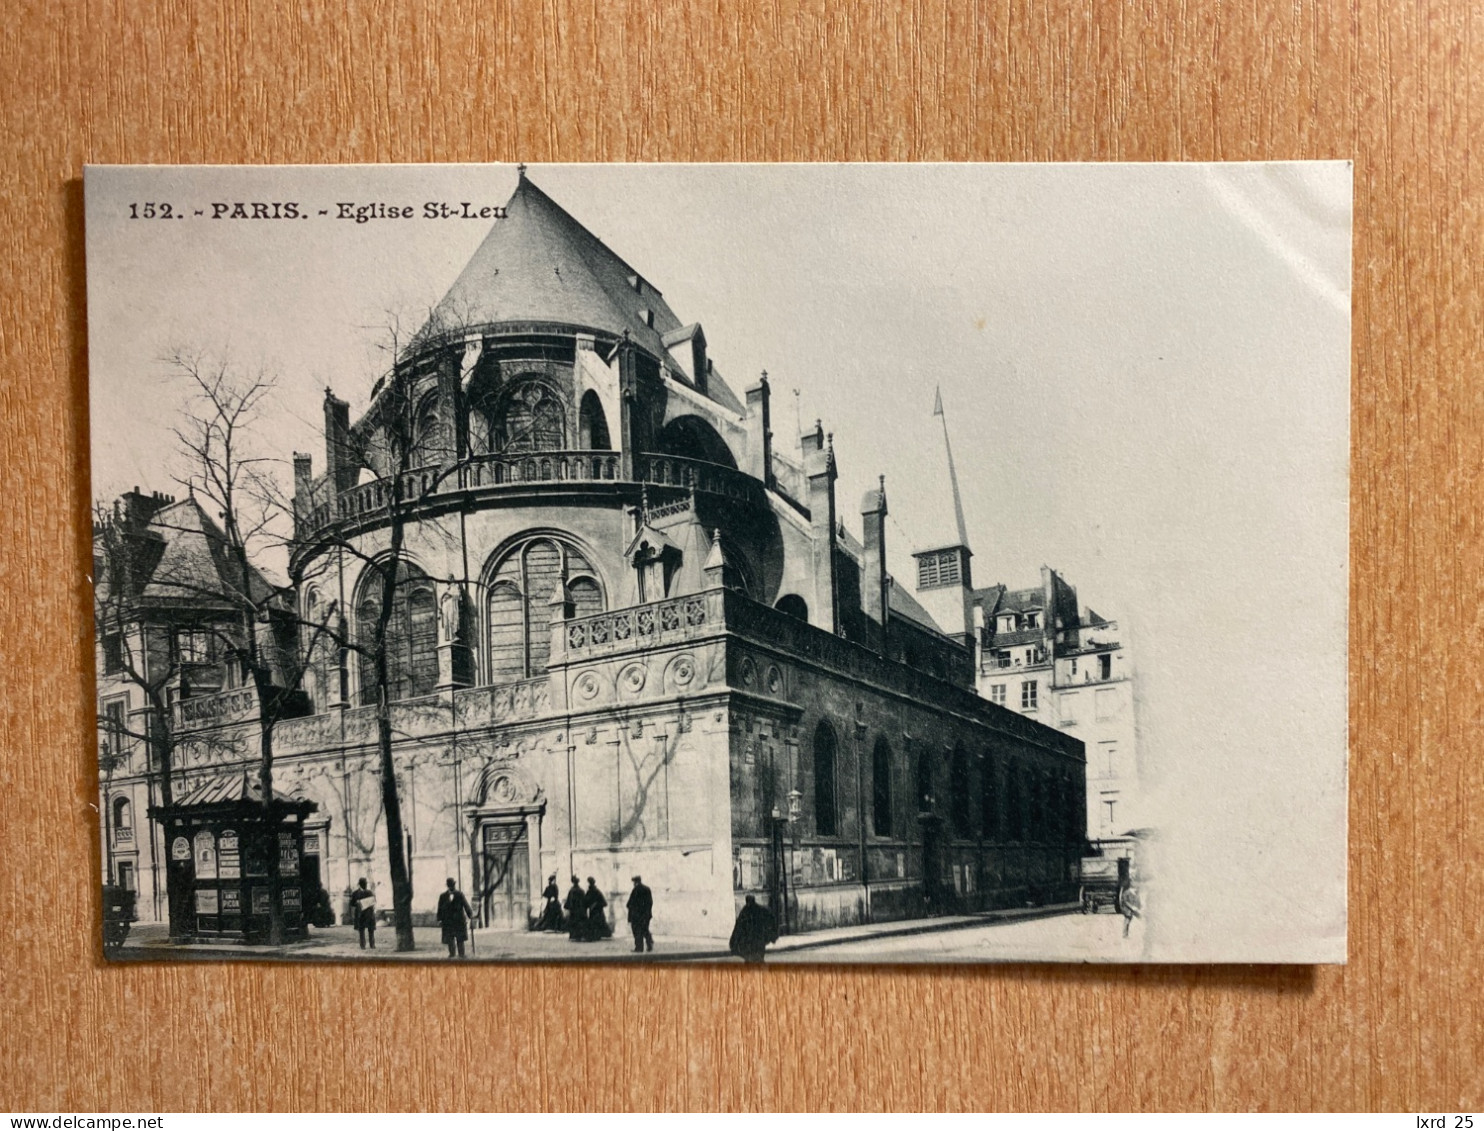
[294,450,770,544]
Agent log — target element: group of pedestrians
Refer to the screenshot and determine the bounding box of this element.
[350,871,783,962]
[534,874,655,951]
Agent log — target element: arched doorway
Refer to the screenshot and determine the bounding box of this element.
[468,765,544,931]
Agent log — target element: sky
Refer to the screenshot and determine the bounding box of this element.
[86,162,1352,961]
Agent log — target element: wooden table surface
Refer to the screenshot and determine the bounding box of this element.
[2,0,1480,1113]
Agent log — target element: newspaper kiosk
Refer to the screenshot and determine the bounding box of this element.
[150,770,318,943]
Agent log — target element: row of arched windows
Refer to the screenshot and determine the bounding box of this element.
[398,375,741,472]
[405,380,613,469]
[304,534,608,708]
[809,721,1081,846]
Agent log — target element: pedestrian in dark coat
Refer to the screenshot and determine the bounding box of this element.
[583,876,611,941]
[534,874,563,932]
[436,877,474,958]
[564,875,586,940]
[729,895,779,963]
[349,877,376,949]
[627,875,654,953]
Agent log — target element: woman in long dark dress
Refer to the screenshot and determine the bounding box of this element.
[582,876,611,941]
[534,874,563,931]
[564,875,586,940]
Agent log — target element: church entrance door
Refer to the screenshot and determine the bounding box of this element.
[479,822,531,931]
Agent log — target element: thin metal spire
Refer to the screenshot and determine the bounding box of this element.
[933,386,970,548]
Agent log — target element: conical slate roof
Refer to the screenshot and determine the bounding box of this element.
[419,173,685,358]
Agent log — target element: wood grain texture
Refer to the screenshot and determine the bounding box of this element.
[1,0,1479,1113]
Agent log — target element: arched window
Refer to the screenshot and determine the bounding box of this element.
[775,594,809,621]
[302,588,330,711]
[915,747,934,815]
[872,738,893,837]
[356,560,438,705]
[486,536,603,682]
[112,796,131,830]
[494,381,566,453]
[578,390,611,449]
[1007,763,1025,841]
[1031,771,1048,843]
[981,755,1001,841]
[813,721,838,836]
[408,392,451,467]
[950,743,973,838]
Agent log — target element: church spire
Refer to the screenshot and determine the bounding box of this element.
[933,385,970,549]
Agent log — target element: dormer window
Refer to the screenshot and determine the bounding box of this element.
[997,613,1017,633]
[1025,610,1041,630]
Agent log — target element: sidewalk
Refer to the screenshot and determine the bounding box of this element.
[112,902,1080,964]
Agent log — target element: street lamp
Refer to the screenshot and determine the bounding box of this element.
[785,789,802,933]
[100,739,120,885]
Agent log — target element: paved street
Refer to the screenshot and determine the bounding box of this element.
[770,906,1147,964]
[114,903,1144,964]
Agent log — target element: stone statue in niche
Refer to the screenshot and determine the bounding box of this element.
[440,581,464,644]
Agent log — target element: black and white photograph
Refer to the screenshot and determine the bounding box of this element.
[85,162,1350,965]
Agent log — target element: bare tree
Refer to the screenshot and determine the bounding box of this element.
[289,307,475,951]
[159,349,343,946]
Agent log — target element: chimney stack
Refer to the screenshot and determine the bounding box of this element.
[862,476,890,640]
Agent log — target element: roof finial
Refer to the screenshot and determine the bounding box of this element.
[517,163,528,179]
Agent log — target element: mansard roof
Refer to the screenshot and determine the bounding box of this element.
[137,497,278,609]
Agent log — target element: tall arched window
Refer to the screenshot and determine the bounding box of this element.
[915,747,934,815]
[872,738,893,837]
[356,560,438,705]
[813,721,838,836]
[950,743,973,838]
[302,588,331,712]
[408,392,451,467]
[1031,772,1048,843]
[1008,762,1026,841]
[981,755,1001,841]
[494,381,565,453]
[486,536,603,682]
[112,796,131,831]
[578,390,611,449]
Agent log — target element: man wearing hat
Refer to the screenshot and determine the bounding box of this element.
[627,874,654,953]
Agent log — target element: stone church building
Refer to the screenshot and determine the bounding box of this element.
[97,171,1086,941]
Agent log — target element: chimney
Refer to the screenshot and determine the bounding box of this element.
[806,431,839,634]
[323,389,354,494]
[293,452,313,499]
[744,372,774,488]
[861,476,889,637]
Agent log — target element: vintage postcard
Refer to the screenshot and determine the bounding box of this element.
[85,163,1350,964]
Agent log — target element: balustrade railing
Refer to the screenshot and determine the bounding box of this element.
[297,449,769,540]
[177,686,259,727]
[634,453,766,506]
[560,589,723,660]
